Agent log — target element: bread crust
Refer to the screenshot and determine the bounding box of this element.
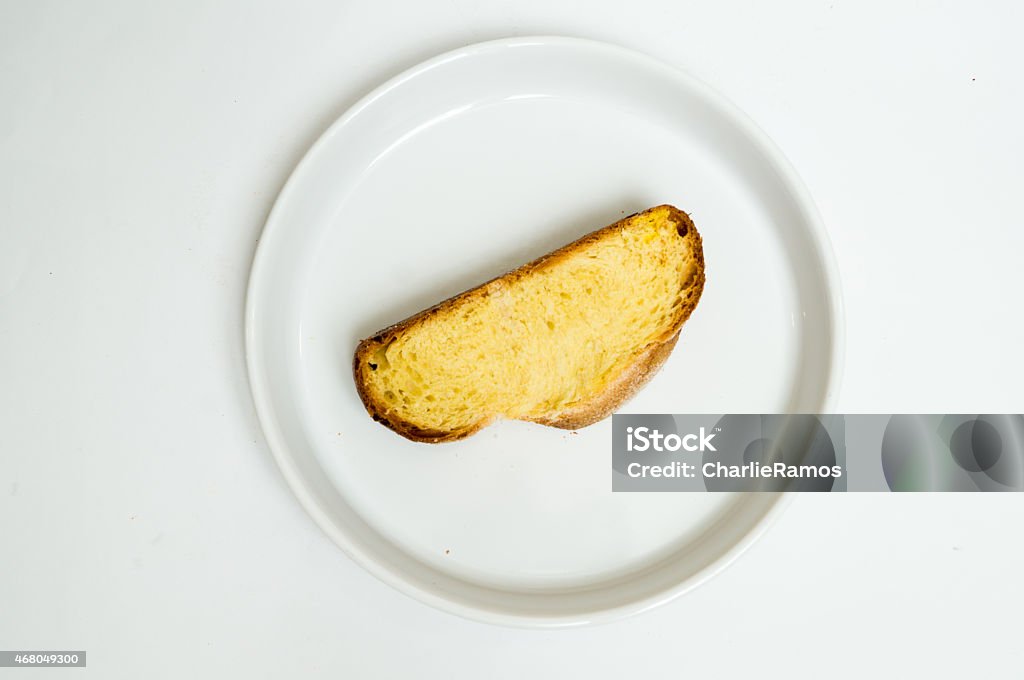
[353,205,705,443]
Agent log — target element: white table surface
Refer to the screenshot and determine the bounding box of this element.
[2,1,1022,677]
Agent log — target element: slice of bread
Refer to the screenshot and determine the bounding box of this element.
[353,205,705,443]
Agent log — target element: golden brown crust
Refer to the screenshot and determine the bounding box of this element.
[352,346,491,443]
[352,205,705,443]
[527,332,682,430]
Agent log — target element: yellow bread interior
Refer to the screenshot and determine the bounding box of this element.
[356,205,703,438]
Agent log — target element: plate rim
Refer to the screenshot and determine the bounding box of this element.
[244,35,845,627]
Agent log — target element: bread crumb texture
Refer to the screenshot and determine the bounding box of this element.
[355,205,704,441]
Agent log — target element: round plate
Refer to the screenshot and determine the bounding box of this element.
[246,37,843,627]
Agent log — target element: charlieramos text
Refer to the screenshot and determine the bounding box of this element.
[623,426,843,480]
[625,460,843,479]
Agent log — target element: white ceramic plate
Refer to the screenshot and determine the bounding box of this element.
[246,37,843,627]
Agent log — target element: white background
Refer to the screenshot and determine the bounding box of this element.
[1,0,1022,677]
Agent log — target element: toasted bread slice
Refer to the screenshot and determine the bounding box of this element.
[353,205,705,443]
